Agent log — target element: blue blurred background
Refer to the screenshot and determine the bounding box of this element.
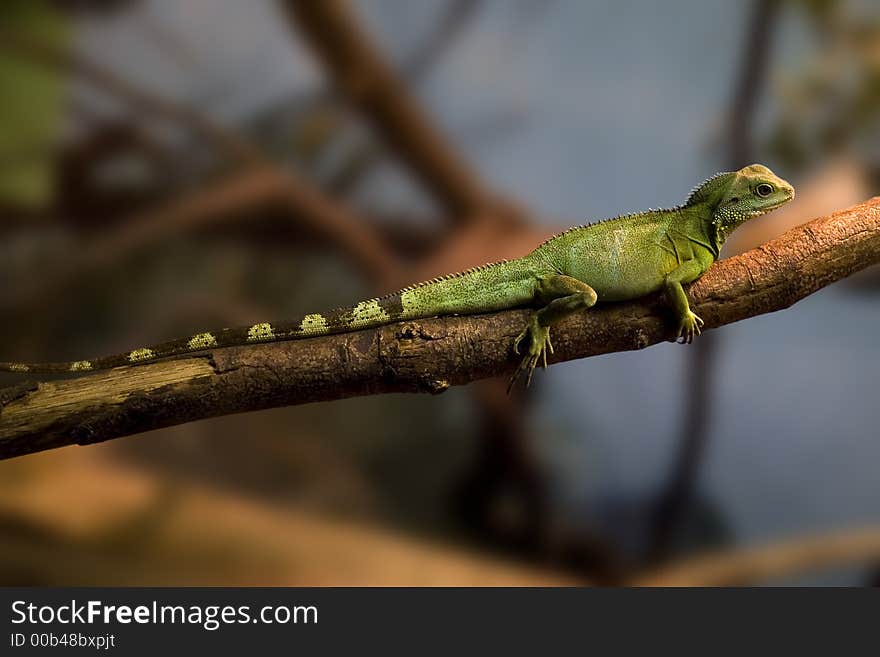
[0,0,877,585]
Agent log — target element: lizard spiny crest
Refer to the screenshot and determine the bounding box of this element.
[684,171,736,207]
[539,174,743,249]
[398,261,510,293]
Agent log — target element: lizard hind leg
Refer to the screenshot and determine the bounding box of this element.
[507,274,598,393]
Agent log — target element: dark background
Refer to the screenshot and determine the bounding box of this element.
[0,0,878,585]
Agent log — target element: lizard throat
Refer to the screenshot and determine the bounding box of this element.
[711,207,754,250]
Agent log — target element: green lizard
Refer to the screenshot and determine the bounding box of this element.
[0,164,794,390]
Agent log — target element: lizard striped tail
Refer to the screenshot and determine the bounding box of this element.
[0,257,534,375]
[0,296,419,375]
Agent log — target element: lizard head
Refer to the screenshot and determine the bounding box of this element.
[719,163,794,218]
[687,163,795,245]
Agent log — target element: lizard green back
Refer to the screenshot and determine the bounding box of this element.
[0,164,794,390]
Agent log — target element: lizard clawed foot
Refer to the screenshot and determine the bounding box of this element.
[508,318,554,393]
[676,311,704,344]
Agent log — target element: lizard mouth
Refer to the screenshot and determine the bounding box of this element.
[751,194,794,216]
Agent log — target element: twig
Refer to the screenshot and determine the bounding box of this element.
[401,0,481,80]
[1,197,877,459]
[286,0,494,217]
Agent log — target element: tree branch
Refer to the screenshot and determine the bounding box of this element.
[1,198,878,460]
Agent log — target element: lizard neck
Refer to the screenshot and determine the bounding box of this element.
[675,205,720,259]
[709,216,726,257]
[709,203,752,254]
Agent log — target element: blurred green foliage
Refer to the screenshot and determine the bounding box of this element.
[770,0,880,172]
[0,0,67,208]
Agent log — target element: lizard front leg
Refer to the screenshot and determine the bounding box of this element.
[508,274,598,392]
[664,259,706,344]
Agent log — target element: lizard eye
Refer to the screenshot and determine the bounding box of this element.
[755,183,774,198]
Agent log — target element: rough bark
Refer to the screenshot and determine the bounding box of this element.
[1,197,878,460]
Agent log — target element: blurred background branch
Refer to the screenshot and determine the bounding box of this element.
[286,0,500,221]
[636,526,880,586]
[0,29,264,167]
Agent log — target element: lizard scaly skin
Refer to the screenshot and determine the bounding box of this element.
[0,164,794,390]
